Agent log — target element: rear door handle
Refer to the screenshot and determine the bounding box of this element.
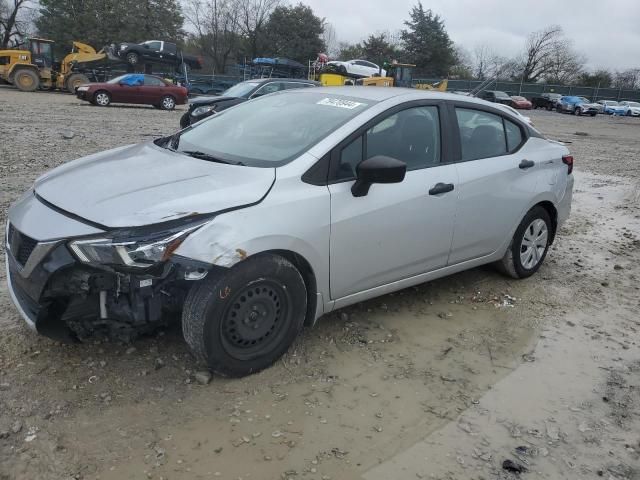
[429,182,454,195]
[519,159,535,169]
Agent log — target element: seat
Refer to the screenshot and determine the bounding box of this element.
[465,125,504,160]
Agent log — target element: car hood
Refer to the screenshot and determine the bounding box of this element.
[190,95,237,106]
[34,142,275,228]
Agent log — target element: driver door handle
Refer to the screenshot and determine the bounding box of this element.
[519,159,535,169]
[429,182,454,195]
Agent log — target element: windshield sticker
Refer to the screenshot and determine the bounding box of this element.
[317,98,366,109]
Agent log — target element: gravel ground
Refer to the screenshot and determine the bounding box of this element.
[0,87,639,480]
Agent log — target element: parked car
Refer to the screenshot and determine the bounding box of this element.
[76,73,188,110]
[595,100,625,115]
[510,96,532,109]
[114,40,202,70]
[494,103,534,127]
[6,88,574,377]
[478,90,513,105]
[327,59,385,78]
[531,93,562,110]
[556,96,598,116]
[619,100,640,117]
[179,78,320,128]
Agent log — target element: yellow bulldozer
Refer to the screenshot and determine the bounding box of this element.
[0,38,107,92]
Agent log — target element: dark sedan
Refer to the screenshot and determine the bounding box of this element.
[180,78,320,128]
[76,74,188,110]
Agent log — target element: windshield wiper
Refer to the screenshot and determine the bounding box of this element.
[180,150,244,166]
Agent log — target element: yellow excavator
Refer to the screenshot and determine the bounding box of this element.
[359,62,448,91]
[313,61,447,91]
[0,38,107,92]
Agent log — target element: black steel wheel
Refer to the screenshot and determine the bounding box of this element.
[220,280,292,360]
[182,253,307,377]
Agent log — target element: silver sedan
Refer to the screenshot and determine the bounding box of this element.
[6,87,574,376]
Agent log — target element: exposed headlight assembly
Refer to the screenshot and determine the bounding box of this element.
[120,44,127,51]
[69,221,206,269]
[191,105,216,117]
[76,86,89,91]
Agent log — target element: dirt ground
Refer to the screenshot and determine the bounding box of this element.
[0,87,639,480]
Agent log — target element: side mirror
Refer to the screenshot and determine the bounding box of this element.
[351,155,406,197]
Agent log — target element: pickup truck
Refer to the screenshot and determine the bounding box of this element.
[115,40,202,70]
[531,93,562,110]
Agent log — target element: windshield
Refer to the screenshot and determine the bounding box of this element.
[626,101,640,107]
[512,96,526,101]
[605,101,619,105]
[107,75,128,84]
[223,82,260,98]
[579,97,591,103]
[175,92,374,167]
[494,91,510,98]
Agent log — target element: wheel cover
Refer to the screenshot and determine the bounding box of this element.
[220,280,292,360]
[96,93,109,105]
[162,97,175,109]
[127,53,138,64]
[520,218,548,269]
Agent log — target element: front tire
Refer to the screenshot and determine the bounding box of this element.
[498,206,552,279]
[180,112,191,128]
[13,68,40,92]
[93,90,111,106]
[126,51,139,66]
[574,107,581,116]
[182,253,307,377]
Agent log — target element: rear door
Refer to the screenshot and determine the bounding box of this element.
[142,75,168,104]
[448,106,542,264]
[329,102,458,299]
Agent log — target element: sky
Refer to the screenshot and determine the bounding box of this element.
[301,0,640,71]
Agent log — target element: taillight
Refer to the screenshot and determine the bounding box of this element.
[562,154,574,174]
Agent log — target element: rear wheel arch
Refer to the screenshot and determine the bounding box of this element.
[534,201,558,243]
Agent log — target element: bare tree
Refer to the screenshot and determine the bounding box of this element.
[321,21,337,57]
[184,0,242,73]
[613,68,640,90]
[238,0,280,59]
[543,40,585,84]
[0,0,34,48]
[472,43,494,80]
[518,25,563,82]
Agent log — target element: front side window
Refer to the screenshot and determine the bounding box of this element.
[144,41,162,51]
[176,92,373,167]
[251,82,283,97]
[336,105,441,179]
[456,108,507,161]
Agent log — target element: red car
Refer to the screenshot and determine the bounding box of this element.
[76,74,188,110]
[510,96,533,110]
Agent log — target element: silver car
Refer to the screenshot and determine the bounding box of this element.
[5,88,574,376]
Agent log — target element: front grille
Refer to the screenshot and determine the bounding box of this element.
[7,223,38,267]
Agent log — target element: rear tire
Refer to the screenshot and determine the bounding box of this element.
[497,206,552,279]
[13,69,40,92]
[94,90,111,106]
[160,95,176,110]
[182,253,307,377]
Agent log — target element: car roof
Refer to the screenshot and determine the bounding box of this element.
[285,86,506,107]
[245,78,319,85]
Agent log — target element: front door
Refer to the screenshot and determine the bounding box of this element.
[329,104,458,299]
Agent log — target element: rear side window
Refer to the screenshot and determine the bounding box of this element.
[144,76,166,86]
[456,108,525,161]
[456,109,507,161]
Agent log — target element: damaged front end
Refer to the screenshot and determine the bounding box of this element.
[6,207,216,342]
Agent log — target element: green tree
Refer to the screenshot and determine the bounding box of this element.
[577,69,612,88]
[360,33,400,66]
[263,3,324,62]
[336,41,363,60]
[400,2,455,76]
[37,0,183,54]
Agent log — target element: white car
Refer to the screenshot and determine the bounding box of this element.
[328,59,386,78]
[619,101,640,117]
[494,103,534,127]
